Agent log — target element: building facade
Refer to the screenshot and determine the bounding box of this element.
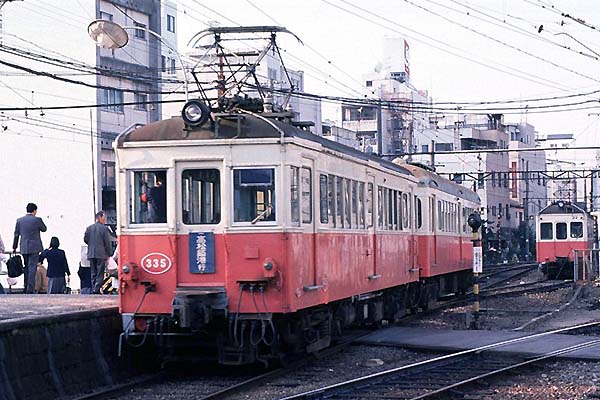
[0,0,171,287]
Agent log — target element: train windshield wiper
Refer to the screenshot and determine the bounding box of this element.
[251,205,273,225]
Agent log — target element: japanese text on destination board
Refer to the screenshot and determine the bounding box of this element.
[189,232,215,274]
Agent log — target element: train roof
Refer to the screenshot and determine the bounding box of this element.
[117,114,412,176]
[539,201,588,215]
[399,161,480,203]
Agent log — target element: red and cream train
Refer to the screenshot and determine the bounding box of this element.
[115,102,480,364]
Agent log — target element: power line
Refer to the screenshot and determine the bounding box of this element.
[403,0,600,85]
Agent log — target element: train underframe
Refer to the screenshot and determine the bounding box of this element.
[122,270,471,366]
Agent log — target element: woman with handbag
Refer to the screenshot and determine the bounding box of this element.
[39,237,70,294]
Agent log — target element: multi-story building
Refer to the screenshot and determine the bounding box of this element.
[341,36,430,156]
[506,123,547,222]
[0,0,171,283]
[538,133,578,203]
[321,119,360,150]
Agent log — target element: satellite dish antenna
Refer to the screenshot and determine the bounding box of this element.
[88,19,129,49]
[374,61,383,73]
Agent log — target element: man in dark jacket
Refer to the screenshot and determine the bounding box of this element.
[13,203,47,293]
[84,211,112,294]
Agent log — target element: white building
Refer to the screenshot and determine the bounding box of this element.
[0,0,171,288]
[507,123,547,227]
[538,133,578,203]
[321,120,360,150]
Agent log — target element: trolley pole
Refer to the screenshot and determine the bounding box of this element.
[468,213,483,330]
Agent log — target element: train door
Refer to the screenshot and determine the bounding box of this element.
[299,159,317,288]
[367,173,377,279]
[457,201,463,268]
[174,160,223,286]
[409,190,417,272]
[431,194,437,266]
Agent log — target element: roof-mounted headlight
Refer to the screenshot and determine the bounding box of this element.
[182,99,210,127]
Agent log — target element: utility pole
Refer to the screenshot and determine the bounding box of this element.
[523,167,530,261]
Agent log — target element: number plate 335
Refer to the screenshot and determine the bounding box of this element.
[141,252,172,275]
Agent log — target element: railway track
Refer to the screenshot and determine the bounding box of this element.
[280,321,600,400]
[72,331,371,400]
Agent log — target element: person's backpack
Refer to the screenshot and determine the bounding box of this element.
[6,255,24,278]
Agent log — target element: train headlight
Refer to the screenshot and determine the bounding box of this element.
[182,99,210,127]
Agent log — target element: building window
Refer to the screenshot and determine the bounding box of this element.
[100,11,113,21]
[170,58,176,74]
[134,22,146,39]
[134,93,148,110]
[167,14,175,33]
[182,169,221,225]
[161,55,166,72]
[101,89,124,112]
[366,80,372,87]
[101,161,116,188]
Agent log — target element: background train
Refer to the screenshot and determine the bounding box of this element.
[115,99,480,365]
[536,201,598,279]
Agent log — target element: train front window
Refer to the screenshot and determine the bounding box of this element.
[556,222,567,240]
[233,168,276,223]
[130,170,167,224]
[182,169,220,225]
[570,222,583,238]
[540,223,553,240]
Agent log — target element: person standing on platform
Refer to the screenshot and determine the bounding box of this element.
[12,203,47,293]
[84,211,112,294]
[39,237,71,294]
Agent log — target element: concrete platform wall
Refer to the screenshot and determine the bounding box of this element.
[0,308,126,400]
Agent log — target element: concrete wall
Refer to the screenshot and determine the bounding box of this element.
[0,308,130,400]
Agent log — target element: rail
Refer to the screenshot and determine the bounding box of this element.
[280,321,600,399]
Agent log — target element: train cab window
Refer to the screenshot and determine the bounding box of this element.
[556,222,567,240]
[540,223,553,240]
[570,222,583,238]
[233,168,276,223]
[290,167,300,226]
[181,169,221,224]
[301,167,312,224]
[319,174,328,224]
[130,170,167,224]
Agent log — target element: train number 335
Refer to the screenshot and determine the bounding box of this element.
[140,252,173,274]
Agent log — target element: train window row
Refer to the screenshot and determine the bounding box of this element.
[438,200,460,233]
[540,221,583,240]
[319,174,374,229]
[377,186,412,231]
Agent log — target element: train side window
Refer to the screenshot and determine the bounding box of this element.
[344,179,352,228]
[319,174,328,224]
[181,169,220,225]
[336,176,344,228]
[570,221,583,238]
[438,201,443,231]
[367,183,374,228]
[301,167,312,224]
[233,168,276,223]
[377,186,384,229]
[359,182,365,229]
[397,191,403,230]
[328,174,336,227]
[352,180,358,228]
[290,166,300,226]
[556,222,567,240]
[131,170,167,224]
[415,196,422,229]
[389,189,396,230]
[540,222,553,240]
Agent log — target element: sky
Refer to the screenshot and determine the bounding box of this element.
[175,0,600,166]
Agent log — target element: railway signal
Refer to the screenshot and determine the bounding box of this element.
[468,212,483,330]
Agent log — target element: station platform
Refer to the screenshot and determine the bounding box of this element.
[359,326,600,361]
[0,294,118,323]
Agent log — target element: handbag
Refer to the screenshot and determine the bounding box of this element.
[6,255,24,278]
